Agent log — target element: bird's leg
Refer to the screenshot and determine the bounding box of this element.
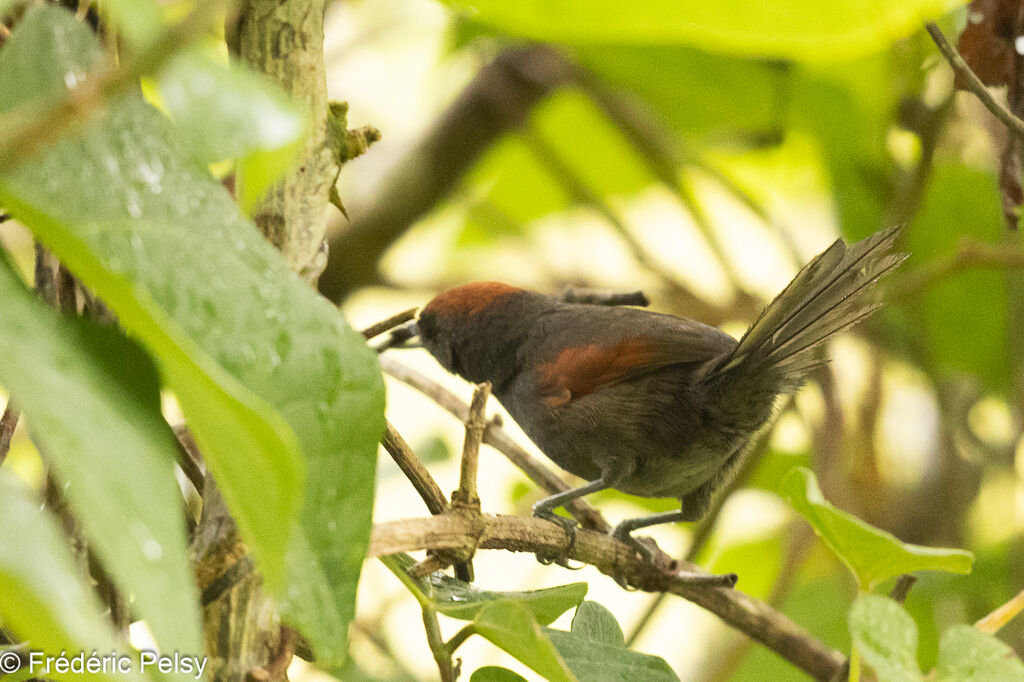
[611,506,737,589]
[532,478,610,566]
[611,510,690,564]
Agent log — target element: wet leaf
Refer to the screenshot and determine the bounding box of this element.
[0,6,385,666]
[0,254,201,660]
[0,472,143,682]
[381,553,586,624]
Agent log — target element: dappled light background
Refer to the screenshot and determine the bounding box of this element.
[312,0,1020,680]
[0,1,1019,680]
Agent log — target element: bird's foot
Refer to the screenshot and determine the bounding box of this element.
[609,523,737,590]
[533,509,583,569]
[609,524,660,589]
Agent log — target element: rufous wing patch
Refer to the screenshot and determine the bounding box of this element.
[536,336,673,407]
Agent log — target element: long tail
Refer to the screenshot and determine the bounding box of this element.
[709,226,906,390]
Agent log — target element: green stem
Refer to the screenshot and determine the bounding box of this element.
[847,644,861,682]
[422,607,456,682]
[446,624,477,653]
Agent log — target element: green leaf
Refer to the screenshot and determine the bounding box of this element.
[545,628,680,681]
[474,601,576,682]
[849,594,922,682]
[96,0,164,53]
[935,625,1024,681]
[0,471,142,682]
[0,5,105,109]
[470,667,530,682]
[577,46,786,142]
[431,578,587,624]
[453,0,963,61]
[156,46,306,211]
[0,255,201,658]
[0,1,302,595]
[782,467,974,590]
[381,553,587,624]
[570,601,625,648]
[0,7,386,666]
[463,89,653,235]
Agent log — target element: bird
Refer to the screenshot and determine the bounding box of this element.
[381,226,905,565]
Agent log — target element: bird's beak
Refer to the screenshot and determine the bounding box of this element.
[373,320,422,352]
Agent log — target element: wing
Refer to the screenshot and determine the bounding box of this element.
[532,309,736,408]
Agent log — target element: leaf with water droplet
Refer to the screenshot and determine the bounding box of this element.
[156,45,306,213]
[0,472,146,682]
[0,253,201,664]
[381,554,587,623]
[0,6,385,666]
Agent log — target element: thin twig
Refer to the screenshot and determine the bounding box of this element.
[574,68,765,280]
[558,286,649,307]
[446,624,476,654]
[380,355,610,533]
[976,587,1024,633]
[701,524,816,682]
[520,125,688,287]
[408,554,451,579]
[890,574,917,605]
[421,608,455,682]
[369,513,843,681]
[171,424,206,494]
[0,403,20,466]
[453,382,491,509]
[924,22,1024,142]
[896,237,1024,300]
[381,421,448,516]
[626,411,782,647]
[360,307,417,340]
[381,421,474,581]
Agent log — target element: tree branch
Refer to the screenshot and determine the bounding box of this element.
[896,237,1024,300]
[381,421,448,516]
[369,513,844,681]
[453,382,491,510]
[0,402,19,466]
[380,355,611,533]
[319,45,574,301]
[924,22,1024,142]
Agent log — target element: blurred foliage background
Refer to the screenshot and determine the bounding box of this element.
[314,0,1024,679]
[4,0,1024,680]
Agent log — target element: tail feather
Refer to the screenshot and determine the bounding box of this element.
[711,226,905,383]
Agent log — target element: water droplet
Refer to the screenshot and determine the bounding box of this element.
[326,520,337,532]
[142,539,163,561]
[125,191,142,218]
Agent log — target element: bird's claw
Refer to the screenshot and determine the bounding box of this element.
[533,510,583,568]
[609,524,659,589]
